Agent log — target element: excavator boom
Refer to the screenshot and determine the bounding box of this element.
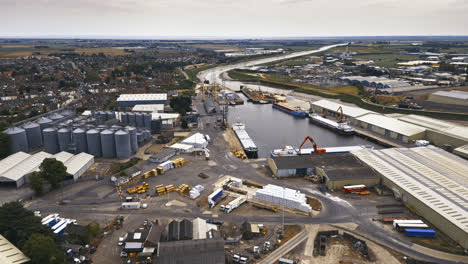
[337,106,344,123]
[298,136,326,153]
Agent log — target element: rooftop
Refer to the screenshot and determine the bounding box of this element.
[156,239,225,264]
[397,114,468,141]
[311,99,374,118]
[357,113,426,137]
[271,153,362,170]
[323,167,379,181]
[132,104,165,112]
[432,90,468,100]
[0,234,31,264]
[117,93,167,102]
[352,146,468,235]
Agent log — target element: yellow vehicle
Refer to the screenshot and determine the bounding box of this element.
[126,187,137,194]
[156,167,164,175]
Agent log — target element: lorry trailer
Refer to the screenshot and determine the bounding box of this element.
[404,229,435,238]
[393,219,424,228]
[343,185,366,193]
[223,196,247,213]
[208,188,223,208]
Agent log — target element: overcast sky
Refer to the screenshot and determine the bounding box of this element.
[2,0,468,37]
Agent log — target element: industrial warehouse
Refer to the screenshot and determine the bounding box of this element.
[116,93,168,107]
[352,146,468,249]
[0,151,94,187]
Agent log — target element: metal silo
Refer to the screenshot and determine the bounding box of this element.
[23,122,42,150]
[144,113,152,129]
[37,117,53,130]
[144,129,151,142]
[57,128,71,152]
[86,129,101,157]
[111,125,122,130]
[106,111,115,120]
[49,113,64,121]
[43,127,59,154]
[135,113,144,128]
[136,131,144,146]
[115,130,131,159]
[100,129,115,158]
[72,128,88,153]
[4,127,29,153]
[121,112,128,124]
[127,112,136,125]
[126,126,138,153]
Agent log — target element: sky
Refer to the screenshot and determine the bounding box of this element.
[2,0,468,38]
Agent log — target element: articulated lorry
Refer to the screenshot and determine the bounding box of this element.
[221,196,247,213]
[208,188,223,208]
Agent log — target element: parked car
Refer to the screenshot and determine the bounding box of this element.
[120,251,128,258]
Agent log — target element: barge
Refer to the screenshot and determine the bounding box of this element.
[272,102,307,118]
[309,113,354,135]
[232,123,258,159]
[240,87,275,104]
[271,145,374,157]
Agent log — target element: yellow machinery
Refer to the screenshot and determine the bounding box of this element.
[155,184,191,197]
[232,150,247,160]
[336,106,345,123]
[165,184,175,193]
[202,84,205,102]
[177,184,190,196]
[127,182,149,194]
[155,184,166,196]
[171,158,185,168]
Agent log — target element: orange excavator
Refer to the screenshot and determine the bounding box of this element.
[337,106,345,123]
[298,136,326,153]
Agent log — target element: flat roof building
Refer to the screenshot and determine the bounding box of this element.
[310,99,375,125]
[132,104,164,113]
[156,239,225,264]
[0,235,30,264]
[352,146,468,249]
[116,94,167,107]
[428,90,468,106]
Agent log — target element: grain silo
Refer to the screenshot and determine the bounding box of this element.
[98,111,107,123]
[111,125,122,131]
[23,122,42,149]
[115,130,131,159]
[72,128,88,153]
[136,131,144,146]
[86,129,102,157]
[106,111,115,120]
[121,112,128,124]
[127,112,136,125]
[49,112,64,121]
[136,113,144,128]
[4,127,29,153]
[144,130,152,141]
[57,127,71,152]
[144,113,152,129]
[126,126,138,153]
[100,129,115,158]
[37,117,53,130]
[43,127,59,154]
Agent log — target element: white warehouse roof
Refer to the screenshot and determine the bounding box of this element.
[0,151,30,176]
[357,113,426,137]
[432,90,468,100]
[352,146,468,236]
[64,152,94,177]
[0,234,30,264]
[132,104,164,112]
[397,114,468,141]
[117,93,167,102]
[1,151,51,182]
[151,113,180,120]
[311,99,375,118]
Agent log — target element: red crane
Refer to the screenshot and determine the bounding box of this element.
[298,136,326,153]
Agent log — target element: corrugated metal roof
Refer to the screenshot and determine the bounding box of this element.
[311,99,374,118]
[357,113,426,137]
[0,235,30,264]
[352,146,468,235]
[151,113,180,120]
[117,93,167,101]
[397,114,468,141]
[432,90,468,100]
[0,152,30,175]
[132,104,164,112]
[1,151,51,181]
[64,152,94,176]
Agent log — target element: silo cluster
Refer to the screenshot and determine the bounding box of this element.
[92,110,117,125]
[118,111,152,129]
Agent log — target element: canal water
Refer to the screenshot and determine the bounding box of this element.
[227,94,382,158]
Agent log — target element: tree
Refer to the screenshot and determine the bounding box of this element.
[29,172,44,196]
[82,223,100,244]
[0,132,10,158]
[181,117,188,129]
[39,158,67,189]
[86,71,100,82]
[22,234,64,264]
[0,202,53,248]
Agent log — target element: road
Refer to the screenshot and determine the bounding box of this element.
[258,229,309,264]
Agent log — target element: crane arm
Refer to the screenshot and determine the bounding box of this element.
[298,136,326,153]
[337,106,344,122]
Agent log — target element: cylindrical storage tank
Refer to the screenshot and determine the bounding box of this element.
[72,128,88,153]
[136,131,144,146]
[126,126,138,153]
[121,112,128,124]
[24,123,42,150]
[144,113,152,129]
[97,125,108,130]
[57,128,71,152]
[115,130,131,159]
[85,124,95,130]
[144,130,152,141]
[86,129,101,157]
[98,111,107,123]
[106,111,115,120]
[4,127,29,153]
[111,125,122,130]
[127,112,136,125]
[136,113,144,128]
[37,117,53,130]
[43,127,59,154]
[49,113,64,121]
[100,129,115,158]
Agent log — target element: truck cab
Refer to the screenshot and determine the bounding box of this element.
[239,256,248,264]
[232,254,240,263]
[220,205,225,212]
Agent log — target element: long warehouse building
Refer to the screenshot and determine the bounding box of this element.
[116,94,167,107]
[352,146,468,249]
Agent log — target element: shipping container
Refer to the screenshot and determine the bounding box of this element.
[393,219,424,228]
[396,223,428,231]
[121,202,141,209]
[343,185,366,193]
[404,229,435,238]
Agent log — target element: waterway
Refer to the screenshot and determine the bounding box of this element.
[227,94,383,158]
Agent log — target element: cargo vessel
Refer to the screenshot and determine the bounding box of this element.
[232,123,258,159]
[270,145,373,157]
[272,102,307,118]
[309,113,354,135]
[240,87,275,104]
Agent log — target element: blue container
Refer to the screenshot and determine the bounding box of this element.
[404,229,435,238]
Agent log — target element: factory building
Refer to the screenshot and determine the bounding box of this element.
[116,94,167,107]
[396,114,468,149]
[355,113,426,143]
[310,99,375,125]
[316,167,379,191]
[341,76,410,89]
[428,90,468,106]
[0,151,94,187]
[352,146,468,249]
[132,104,164,113]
